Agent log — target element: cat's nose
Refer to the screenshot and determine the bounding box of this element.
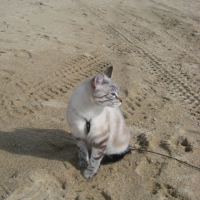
[118,98,122,103]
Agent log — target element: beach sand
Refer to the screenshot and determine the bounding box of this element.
[0,0,200,199]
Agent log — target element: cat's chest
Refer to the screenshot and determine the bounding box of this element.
[79,107,104,121]
[79,108,107,132]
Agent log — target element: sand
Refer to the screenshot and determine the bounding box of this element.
[0,0,200,199]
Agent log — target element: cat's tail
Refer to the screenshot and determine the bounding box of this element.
[101,146,130,165]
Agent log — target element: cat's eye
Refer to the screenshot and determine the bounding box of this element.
[110,93,116,97]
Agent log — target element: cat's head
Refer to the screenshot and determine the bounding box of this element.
[92,66,122,108]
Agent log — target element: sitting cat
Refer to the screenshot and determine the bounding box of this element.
[66,66,130,179]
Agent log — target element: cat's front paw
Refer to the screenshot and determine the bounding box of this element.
[83,169,96,179]
[78,160,88,168]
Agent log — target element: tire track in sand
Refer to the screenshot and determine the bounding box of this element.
[75,0,200,122]
[0,50,113,117]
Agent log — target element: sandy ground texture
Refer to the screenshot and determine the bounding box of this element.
[0,0,200,199]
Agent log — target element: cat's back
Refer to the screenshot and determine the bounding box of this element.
[67,76,96,124]
[67,77,93,107]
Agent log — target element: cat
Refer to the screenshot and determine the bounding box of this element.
[66,66,130,179]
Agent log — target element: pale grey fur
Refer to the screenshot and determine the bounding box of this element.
[66,66,130,179]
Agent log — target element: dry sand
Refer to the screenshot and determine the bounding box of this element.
[0,0,200,199]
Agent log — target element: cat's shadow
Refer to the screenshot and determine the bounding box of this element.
[0,128,79,169]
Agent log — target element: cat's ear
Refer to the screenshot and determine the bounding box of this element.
[93,73,104,89]
[103,66,113,78]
